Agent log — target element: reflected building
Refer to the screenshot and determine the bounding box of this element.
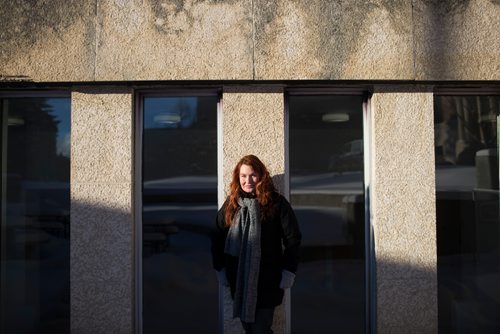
[0,97,71,333]
[142,96,218,333]
[434,95,499,333]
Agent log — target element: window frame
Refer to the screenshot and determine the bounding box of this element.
[134,88,222,334]
[432,88,500,332]
[284,88,374,334]
[0,90,72,334]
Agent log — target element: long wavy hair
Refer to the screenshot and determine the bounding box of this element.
[224,155,276,226]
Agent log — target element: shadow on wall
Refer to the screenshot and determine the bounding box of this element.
[72,199,216,333]
[0,0,95,75]
[376,254,500,333]
[418,0,471,79]
[71,187,219,332]
[272,174,285,195]
[254,0,411,79]
[69,199,135,333]
[68,199,500,333]
[373,258,437,333]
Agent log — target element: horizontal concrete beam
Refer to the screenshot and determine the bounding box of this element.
[1,0,498,82]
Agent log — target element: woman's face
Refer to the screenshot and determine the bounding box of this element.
[239,164,260,193]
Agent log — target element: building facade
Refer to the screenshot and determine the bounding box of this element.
[0,0,499,333]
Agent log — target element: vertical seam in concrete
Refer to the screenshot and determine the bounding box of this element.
[93,0,99,81]
[251,0,256,80]
[411,0,416,80]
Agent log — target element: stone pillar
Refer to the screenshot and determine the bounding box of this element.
[221,85,286,333]
[371,86,437,333]
[70,87,134,334]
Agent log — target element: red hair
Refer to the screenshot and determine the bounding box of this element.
[224,155,276,226]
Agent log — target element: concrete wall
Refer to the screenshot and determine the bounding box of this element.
[222,85,286,193]
[414,0,500,80]
[71,88,134,334]
[1,0,497,333]
[1,0,498,82]
[221,85,286,333]
[371,86,437,333]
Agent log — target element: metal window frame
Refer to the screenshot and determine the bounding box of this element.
[0,90,71,334]
[284,88,375,334]
[134,88,222,334]
[432,87,500,333]
[0,91,70,98]
[434,87,500,96]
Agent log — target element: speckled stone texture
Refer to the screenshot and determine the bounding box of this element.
[71,88,134,334]
[0,0,253,82]
[254,0,414,80]
[94,0,253,80]
[0,0,96,82]
[221,85,286,333]
[222,85,286,194]
[414,0,500,80]
[1,0,497,82]
[371,86,438,333]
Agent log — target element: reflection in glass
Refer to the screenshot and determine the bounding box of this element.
[0,97,71,334]
[435,95,500,332]
[289,95,365,333]
[142,96,218,333]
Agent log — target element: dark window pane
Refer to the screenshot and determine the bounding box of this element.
[0,97,71,334]
[289,95,365,333]
[435,95,500,333]
[142,96,218,333]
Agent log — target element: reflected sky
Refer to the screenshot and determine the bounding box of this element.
[46,98,71,158]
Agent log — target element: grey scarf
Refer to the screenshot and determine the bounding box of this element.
[224,197,261,323]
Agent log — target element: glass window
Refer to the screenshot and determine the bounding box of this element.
[0,96,71,334]
[288,94,366,333]
[435,95,500,332]
[142,95,218,333]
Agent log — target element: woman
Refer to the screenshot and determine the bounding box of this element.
[211,155,302,334]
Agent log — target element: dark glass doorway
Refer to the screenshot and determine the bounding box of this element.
[288,94,366,333]
[0,96,71,334]
[141,94,219,333]
[434,95,500,333]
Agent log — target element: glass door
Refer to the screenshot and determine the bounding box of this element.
[288,94,367,333]
[0,96,71,334]
[140,93,219,333]
[434,94,500,332]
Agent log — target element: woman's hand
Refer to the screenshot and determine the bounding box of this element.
[279,270,296,289]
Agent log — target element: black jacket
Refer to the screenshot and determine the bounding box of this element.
[211,192,302,308]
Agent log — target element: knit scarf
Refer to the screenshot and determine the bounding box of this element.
[224,196,261,323]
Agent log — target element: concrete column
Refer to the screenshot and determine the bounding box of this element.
[70,87,134,333]
[221,85,286,333]
[371,86,437,333]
